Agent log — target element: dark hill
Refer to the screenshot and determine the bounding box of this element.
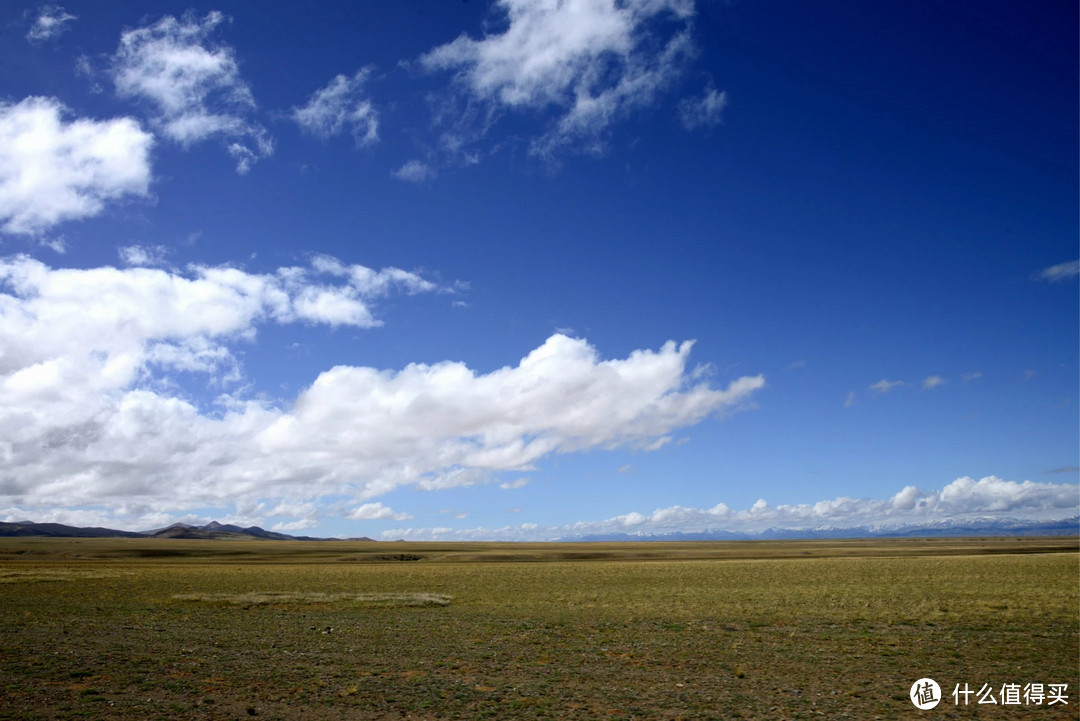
[1,519,375,541]
[150,522,301,540]
[0,521,144,538]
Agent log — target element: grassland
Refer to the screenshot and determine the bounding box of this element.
[0,537,1076,720]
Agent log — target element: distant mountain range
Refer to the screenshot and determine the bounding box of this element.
[0,520,373,542]
[0,521,146,539]
[0,516,1076,542]
[560,516,1080,542]
[144,521,324,541]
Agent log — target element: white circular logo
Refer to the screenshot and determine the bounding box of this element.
[910,678,941,710]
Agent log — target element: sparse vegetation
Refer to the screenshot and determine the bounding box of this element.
[0,537,1075,719]
[172,591,452,607]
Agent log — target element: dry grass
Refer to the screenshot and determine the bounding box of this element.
[0,568,132,583]
[172,591,452,607]
[0,537,1075,720]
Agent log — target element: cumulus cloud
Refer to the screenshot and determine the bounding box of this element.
[110,11,272,173]
[0,253,443,394]
[292,68,379,147]
[0,97,153,236]
[1033,259,1079,283]
[0,266,763,531]
[420,0,697,157]
[392,160,436,183]
[869,378,903,393]
[922,375,946,389]
[254,334,764,496]
[26,5,76,43]
[383,475,1080,540]
[678,86,726,129]
[0,254,451,529]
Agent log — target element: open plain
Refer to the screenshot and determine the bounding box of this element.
[0,537,1076,720]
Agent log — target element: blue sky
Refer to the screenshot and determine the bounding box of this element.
[0,0,1076,539]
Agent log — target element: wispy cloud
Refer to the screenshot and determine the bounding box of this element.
[499,478,529,490]
[1033,259,1079,283]
[110,11,272,173]
[1045,466,1079,475]
[869,379,904,394]
[38,236,66,254]
[347,502,412,521]
[118,244,168,267]
[961,371,982,383]
[844,391,856,408]
[26,5,76,43]
[420,0,697,158]
[922,375,946,389]
[392,160,436,183]
[272,518,318,532]
[0,97,153,236]
[679,86,726,129]
[292,68,378,147]
[383,476,1080,540]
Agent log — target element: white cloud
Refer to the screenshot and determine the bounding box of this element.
[118,244,167,267]
[347,502,412,521]
[272,518,317,532]
[110,11,272,173]
[26,5,76,43]
[392,160,436,183]
[1034,259,1079,283]
[844,391,856,408]
[679,87,726,129]
[415,467,491,492]
[292,68,378,147]
[254,334,763,493]
[922,375,946,389]
[420,0,697,156]
[0,97,153,236]
[930,476,1077,512]
[39,237,66,254]
[309,253,438,297]
[869,378,904,393]
[0,253,443,391]
[640,435,672,451]
[382,475,1080,540]
[962,371,982,383]
[0,269,763,531]
[499,477,529,490]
